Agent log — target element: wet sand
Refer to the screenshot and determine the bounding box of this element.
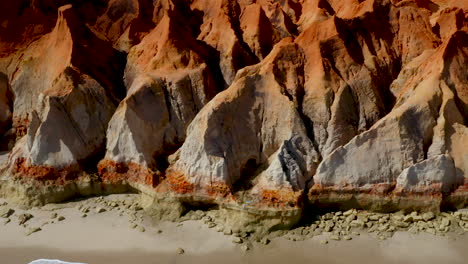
[0,194,467,264]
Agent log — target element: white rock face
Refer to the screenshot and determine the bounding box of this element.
[104,65,215,166]
[26,70,115,168]
[105,76,173,167]
[102,11,220,172]
[450,124,468,181]
[395,154,457,193]
[173,76,317,190]
[313,88,438,191]
[169,41,319,198]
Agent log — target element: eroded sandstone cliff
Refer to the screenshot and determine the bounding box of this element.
[0,0,467,232]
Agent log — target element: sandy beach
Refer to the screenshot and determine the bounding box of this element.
[0,194,467,264]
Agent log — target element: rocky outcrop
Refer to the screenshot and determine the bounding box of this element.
[0,4,125,204]
[98,7,222,188]
[0,0,466,232]
[160,39,319,206]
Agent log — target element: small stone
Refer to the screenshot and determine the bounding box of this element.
[378,224,389,232]
[330,235,340,241]
[350,220,364,228]
[57,216,65,221]
[441,218,450,227]
[137,226,145,232]
[176,248,185,254]
[81,214,87,218]
[131,223,138,229]
[157,229,163,234]
[359,215,369,223]
[208,222,216,228]
[50,213,58,219]
[0,208,14,218]
[320,240,328,245]
[232,237,243,244]
[440,212,451,218]
[18,213,33,225]
[346,214,357,222]
[342,210,353,216]
[343,236,352,240]
[260,237,270,245]
[422,212,435,221]
[368,225,378,233]
[241,244,250,252]
[426,228,436,235]
[223,228,233,235]
[408,226,419,234]
[3,218,11,225]
[394,221,410,228]
[321,213,333,220]
[377,236,386,241]
[459,221,465,228]
[96,208,106,213]
[403,215,414,223]
[25,227,41,236]
[369,215,380,221]
[352,231,360,236]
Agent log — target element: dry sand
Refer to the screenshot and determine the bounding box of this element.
[0,194,467,264]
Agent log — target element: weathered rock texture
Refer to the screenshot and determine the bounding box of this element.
[0,0,467,231]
